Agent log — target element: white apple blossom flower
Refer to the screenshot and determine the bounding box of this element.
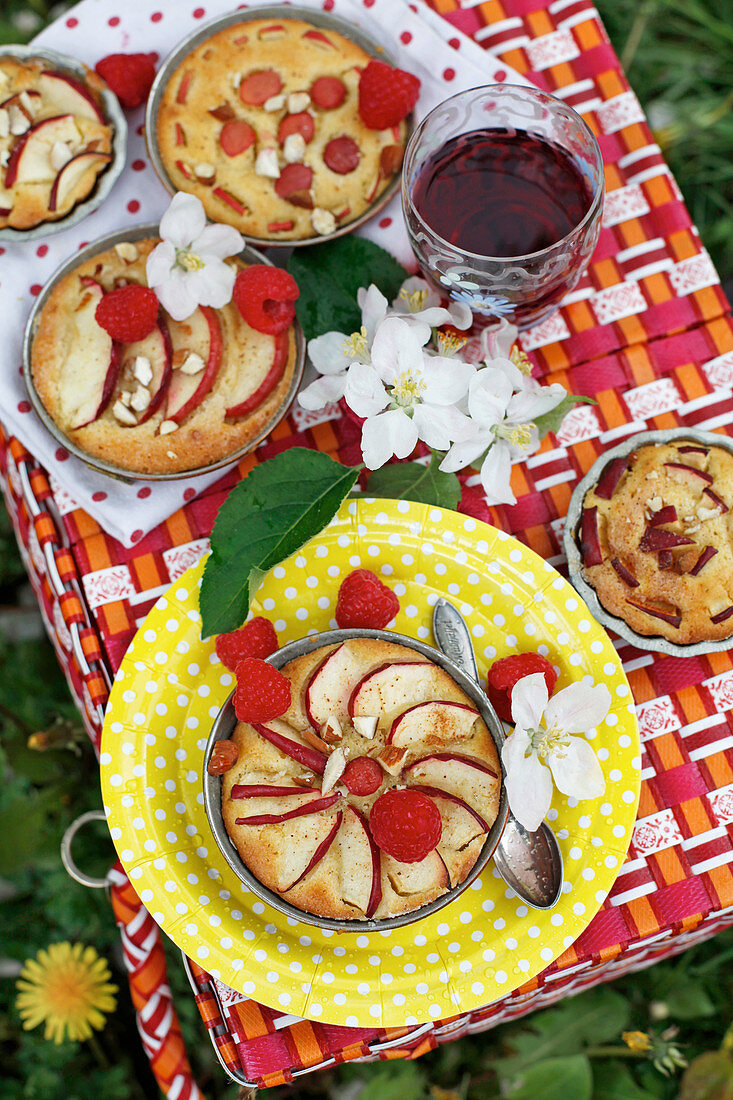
[345,316,475,469]
[392,276,472,330]
[440,364,566,505]
[146,192,244,321]
[501,672,609,832]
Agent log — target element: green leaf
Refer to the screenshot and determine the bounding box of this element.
[366,453,462,510]
[199,448,360,637]
[593,1062,660,1100]
[498,987,630,1074]
[356,1061,428,1100]
[501,1055,592,1100]
[288,237,408,341]
[663,980,716,1021]
[533,394,597,440]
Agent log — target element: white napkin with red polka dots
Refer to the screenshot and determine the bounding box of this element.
[1,0,527,546]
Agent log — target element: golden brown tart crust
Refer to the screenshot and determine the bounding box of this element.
[221,638,502,922]
[30,238,298,475]
[0,56,113,230]
[581,440,733,643]
[156,17,406,241]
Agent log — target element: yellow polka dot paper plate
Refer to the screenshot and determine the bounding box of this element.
[101,498,640,1028]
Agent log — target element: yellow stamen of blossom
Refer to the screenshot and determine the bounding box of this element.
[510,346,533,376]
[500,423,533,448]
[176,248,205,272]
[391,370,426,406]
[623,1031,653,1053]
[437,331,467,357]
[16,942,117,1045]
[535,723,570,760]
[342,326,368,358]
[399,287,428,313]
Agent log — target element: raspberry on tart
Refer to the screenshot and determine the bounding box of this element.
[219,637,502,921]
[154,17,415,242]
[29,238,300,476]
[579,440,733,643]
[0,55,114,230]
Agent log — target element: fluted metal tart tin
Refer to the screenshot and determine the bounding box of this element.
[564,427,733,657]
[22,222,306,483]
[145,5,413,248]
[203,627,509,933]
[0,44,127,243]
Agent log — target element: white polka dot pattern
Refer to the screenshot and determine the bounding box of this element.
[101,500,640,1027]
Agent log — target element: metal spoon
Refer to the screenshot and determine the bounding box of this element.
[432,598,563,910]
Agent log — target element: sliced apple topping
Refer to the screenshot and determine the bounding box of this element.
[647,504,677,526]
[65,280,121,429]
[388,700,478,749]
[594,457,628,500]
[677,445,708,457]
[48,150,111,212]
[580,506,603,567]
[349,662,465,718]
[338,806,381,916]
[38,70,105,123]
[383,851,449,897]
[664,462,713,489]
[610,558,639,588]
[225,330,290,419]
[252,719,327,774]
[283,811,343,891]
[234,790,339,826]
[166,306,222,423]
[626,601,682,629]
[639,527,695,552]
[689,546,718,576]
[703,487,728,513]
[710,600,733,624]
[406,753,499,811]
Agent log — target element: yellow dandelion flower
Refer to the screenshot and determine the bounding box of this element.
[623,1030,653,1053]
[16,942,117,1044]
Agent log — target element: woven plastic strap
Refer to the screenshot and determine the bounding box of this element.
[108,862,203,1100]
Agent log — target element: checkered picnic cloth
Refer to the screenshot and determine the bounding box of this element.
[3,0,733,1093]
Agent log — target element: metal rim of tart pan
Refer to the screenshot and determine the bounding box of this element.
[563,427,733,657]
[144,5,413,249]
[0,44,127,242]
[203,627,510,933]
[21,221,306,483]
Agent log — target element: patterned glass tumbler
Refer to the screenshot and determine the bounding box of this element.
[401,84,604,330]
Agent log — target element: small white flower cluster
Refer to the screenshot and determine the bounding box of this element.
[298,277,569,505]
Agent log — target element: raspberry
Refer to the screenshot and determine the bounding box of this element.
[216,618,278,671]
[358,60,421,130]
[233,658,291,724]
[94,285,159,343]
[369,789,442,863]
[95,53,157,110]
[233,265,299,335]
[342,756,383,796]
[335,569,399,630]
[487,653,558,723]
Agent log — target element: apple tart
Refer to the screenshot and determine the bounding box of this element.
[29,238,299,476]
[0,56,113,230]
[220,638,502,922]
[155,16,407,241]
[580,440,733,643]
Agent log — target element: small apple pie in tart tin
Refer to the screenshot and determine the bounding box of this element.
[0,45,126,240]
[23,224,304,480]
[204,629,508,932]
[147,6,412,246]
[564,428,733,655]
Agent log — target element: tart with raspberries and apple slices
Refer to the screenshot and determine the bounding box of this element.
[0,55,113,230]
[154,16,417,241]
[29,239,300,476]
[579,440,733,644]
[218,637,502,922]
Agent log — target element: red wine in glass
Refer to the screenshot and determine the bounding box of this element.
[411,129,594,259]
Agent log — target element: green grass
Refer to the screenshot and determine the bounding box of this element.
[1,1,732,1097]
